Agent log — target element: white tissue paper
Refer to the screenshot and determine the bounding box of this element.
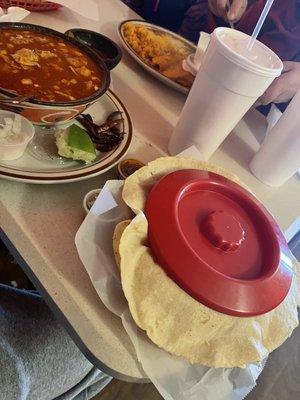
[0,1,100,22]
[0,7,30,22]
[75,148,266,400]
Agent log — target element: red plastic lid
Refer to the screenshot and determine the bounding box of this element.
[145,169,293,317]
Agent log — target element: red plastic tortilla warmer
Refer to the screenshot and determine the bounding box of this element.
[145,169,293,317]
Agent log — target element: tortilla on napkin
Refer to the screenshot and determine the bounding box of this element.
[115,157,299,368]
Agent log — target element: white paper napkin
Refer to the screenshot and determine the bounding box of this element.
[0,1,99,22]
[0,7,30,22]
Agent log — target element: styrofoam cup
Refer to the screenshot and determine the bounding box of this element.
[169,27,283,159]
[250,91,300,187]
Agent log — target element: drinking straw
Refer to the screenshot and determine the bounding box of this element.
[247,0,276,49]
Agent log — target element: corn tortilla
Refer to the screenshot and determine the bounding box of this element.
[117,157,299,367]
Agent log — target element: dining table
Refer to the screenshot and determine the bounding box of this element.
[0,0,299,395]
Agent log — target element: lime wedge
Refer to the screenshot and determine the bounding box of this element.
[67,124,96,155]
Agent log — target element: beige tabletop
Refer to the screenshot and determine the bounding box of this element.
[0,0,299,383]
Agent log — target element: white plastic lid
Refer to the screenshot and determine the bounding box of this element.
[214,28,283,77]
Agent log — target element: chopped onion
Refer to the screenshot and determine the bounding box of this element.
[0,115,24,144]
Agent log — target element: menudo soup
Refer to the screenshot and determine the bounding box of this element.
[0,29,102,103]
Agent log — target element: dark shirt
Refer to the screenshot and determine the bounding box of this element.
[123,0,195,32]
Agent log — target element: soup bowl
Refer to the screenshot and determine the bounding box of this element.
[65,28,122,70]
[0,22,111,126]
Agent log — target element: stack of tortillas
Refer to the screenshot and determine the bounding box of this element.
[113,157,299,368]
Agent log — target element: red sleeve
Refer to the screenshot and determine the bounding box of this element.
[237,0,300,61]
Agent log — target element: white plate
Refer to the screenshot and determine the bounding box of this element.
[0,90,132,184]
[118,19,196,95]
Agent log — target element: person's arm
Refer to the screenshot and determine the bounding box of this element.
[178,0,248,42]
[178,1,209,43]
[208,0,248,23]
[260,61,300,105]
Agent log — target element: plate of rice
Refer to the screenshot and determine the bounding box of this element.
[119,19,196,94]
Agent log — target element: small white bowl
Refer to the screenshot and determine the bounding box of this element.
[83,188,102,214]
[0,111,35,161]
